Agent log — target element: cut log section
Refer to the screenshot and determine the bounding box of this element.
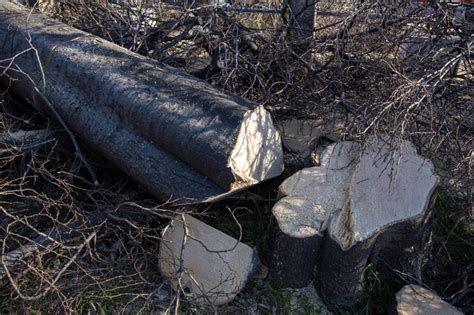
[315,138,438,311]
[0,129,53,152]
[0,1,283,203]
[266,142,359,288]
[158,214,260,306]
[275,118,336,169]
[396,284,463,315]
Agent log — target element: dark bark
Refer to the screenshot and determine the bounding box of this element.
[370,196,436,288]
[288,0,316,40]
[314,199,436,312]
[314,234,377,312]
[264,216,323,288]
[0,1,282,202]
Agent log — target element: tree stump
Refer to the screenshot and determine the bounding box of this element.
[266,142,360,288]
[315,138,438,311]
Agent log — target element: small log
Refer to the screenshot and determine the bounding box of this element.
[266,142,359,288]
[315,138,438,311]
[396,284,463,315]
[0,1,284,203]
[0,129,53,150]
[158,214,260,306]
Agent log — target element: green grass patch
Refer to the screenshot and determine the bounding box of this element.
[431,190,473,264]
[354,263,395,315]
[76,296,115,314]
[260,284,322,315]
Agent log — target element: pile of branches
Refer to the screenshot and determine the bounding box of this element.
[42,0,472,196]
[0,94,183,312]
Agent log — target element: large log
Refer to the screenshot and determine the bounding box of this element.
[0,1,283,203]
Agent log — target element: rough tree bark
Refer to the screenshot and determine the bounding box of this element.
[265,142,359,288]
[0,1,283,203]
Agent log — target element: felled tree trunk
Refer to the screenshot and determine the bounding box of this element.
[0,1,283,203]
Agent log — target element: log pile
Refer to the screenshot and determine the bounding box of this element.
[0,1,284,203]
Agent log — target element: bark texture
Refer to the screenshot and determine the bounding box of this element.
[370,196,436,287]
[265,216,323,288]
[265,142,359,289]
[288,0,316,40]
[0,1,283,203]
[314,232,377,311]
